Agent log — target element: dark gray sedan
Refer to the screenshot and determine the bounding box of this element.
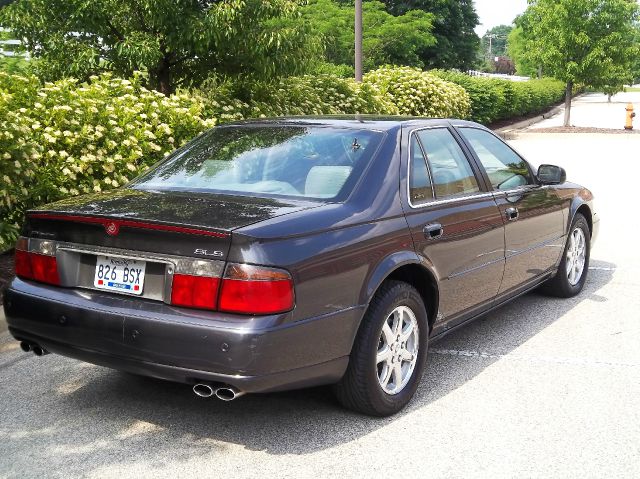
[3,117,598,416]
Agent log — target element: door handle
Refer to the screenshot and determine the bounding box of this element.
[505,207,519,221]
[423,223,444,240]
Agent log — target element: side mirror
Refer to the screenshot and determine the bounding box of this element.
[537,164,566,185]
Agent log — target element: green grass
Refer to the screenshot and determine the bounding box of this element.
[624,87,640,92]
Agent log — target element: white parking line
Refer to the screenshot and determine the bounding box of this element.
[430,348,640,368]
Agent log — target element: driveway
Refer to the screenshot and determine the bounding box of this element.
[1,104,639,478]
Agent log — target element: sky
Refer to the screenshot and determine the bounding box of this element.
[474,0,529,35]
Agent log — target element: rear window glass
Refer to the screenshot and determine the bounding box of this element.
[131,126,384,200]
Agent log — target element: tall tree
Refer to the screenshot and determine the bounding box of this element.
[0,0,318,95]
[521,0,640,126]
[482,24,512,59]
[507,23,539,77]
[303,0,435,71]
[381,0,480,71]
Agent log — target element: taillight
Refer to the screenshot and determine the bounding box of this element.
[14,243,33,279]
[171,275,220,310]
[170,259,223,310]
[30,253,60,285]
[14,237,60,286]
[218,263,294,315]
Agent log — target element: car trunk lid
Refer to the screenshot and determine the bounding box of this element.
[24,188,317,259]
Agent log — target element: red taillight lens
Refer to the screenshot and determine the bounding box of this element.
[15,249,33,279]
[171,274,220,310]
[14,237,60,286]
[218,264,294,315]
[29,253,60,285]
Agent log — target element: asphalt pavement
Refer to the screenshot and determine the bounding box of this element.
[1,94,639,478]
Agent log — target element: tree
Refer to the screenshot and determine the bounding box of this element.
[381,0,481,71]
[521,0,640,126]
[507,23,539,77]
[482,25,512,59]
[0,0,318,95]
[302,0,435,71]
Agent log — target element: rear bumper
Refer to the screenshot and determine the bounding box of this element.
[3,279,363,393]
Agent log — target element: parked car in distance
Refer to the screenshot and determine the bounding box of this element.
[3,117,599,416]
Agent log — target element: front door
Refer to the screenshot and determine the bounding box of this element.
[402,127,506,330]
[456,127,565,296]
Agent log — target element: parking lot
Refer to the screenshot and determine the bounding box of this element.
[1,111,640,477]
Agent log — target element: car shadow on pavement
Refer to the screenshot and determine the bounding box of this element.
[0,260,615,474]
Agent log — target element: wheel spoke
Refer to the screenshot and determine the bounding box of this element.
[376,345,391,364]
[381,321,394,345]
[392,310,403,336]
[399,348,414,362]
[379,363,392,387]
[399,320,414,342]
[391,363,403,391]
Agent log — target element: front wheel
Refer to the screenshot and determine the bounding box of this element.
[334,280,429,416]
[541,213,591,297]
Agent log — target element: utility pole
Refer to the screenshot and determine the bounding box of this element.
[355,0,363,82]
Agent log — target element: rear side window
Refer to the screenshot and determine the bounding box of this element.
[416,128,480,199]
[132,126,384,200]
[458,127,533,190]
[409,135,434,205]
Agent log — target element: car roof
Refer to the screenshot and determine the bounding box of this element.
[221,115,486,132]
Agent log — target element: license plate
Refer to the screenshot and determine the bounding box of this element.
[94,255,146,295]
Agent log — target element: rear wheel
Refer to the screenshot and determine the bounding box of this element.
[334,280,428,416]
[541,213,590,297]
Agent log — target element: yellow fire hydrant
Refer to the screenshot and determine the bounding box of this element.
[625,103,636,130]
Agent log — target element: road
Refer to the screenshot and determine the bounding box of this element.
[1,96,640,478]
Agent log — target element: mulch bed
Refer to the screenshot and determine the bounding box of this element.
[528,126,640,134]
[0,251,15,303]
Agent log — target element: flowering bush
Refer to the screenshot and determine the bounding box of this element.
[430,70,565,124]
[0,67,566,250]
[363,66,471,119]
[198,74,399,121]
[0,72,214,250]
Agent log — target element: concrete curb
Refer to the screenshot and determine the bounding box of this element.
[496,104,564,140]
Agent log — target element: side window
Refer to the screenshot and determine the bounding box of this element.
[416,128,480,199]
[409,135,434,205]
[459,127,534,190]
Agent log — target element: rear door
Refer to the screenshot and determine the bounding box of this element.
[456,126,565,296]
[402,126,506,331]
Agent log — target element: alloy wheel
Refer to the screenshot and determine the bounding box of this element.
[566,227,587,286]
[376,305,419,395]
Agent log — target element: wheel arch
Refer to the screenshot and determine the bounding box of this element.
[360,251,439,332]
[569,198,593,236]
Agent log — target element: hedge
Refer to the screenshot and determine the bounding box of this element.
[198,74,400,122]
[0,72,214,249]
[0,68,565,249]
[364,66,471,119]
[431,70,565,124]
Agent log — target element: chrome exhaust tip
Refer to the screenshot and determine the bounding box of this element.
[20,341,32,353]
[32,345,49,356]
[193,383,215,398]
[214,386,245,402]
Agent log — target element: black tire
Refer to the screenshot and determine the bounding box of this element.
[540,213,591,298]
[334,280,429,416]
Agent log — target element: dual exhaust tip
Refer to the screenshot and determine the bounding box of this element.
[20,341,49,357]
[20,341,242,401]
[193,383,244,401]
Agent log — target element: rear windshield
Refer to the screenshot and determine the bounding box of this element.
[131,126,384,200]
